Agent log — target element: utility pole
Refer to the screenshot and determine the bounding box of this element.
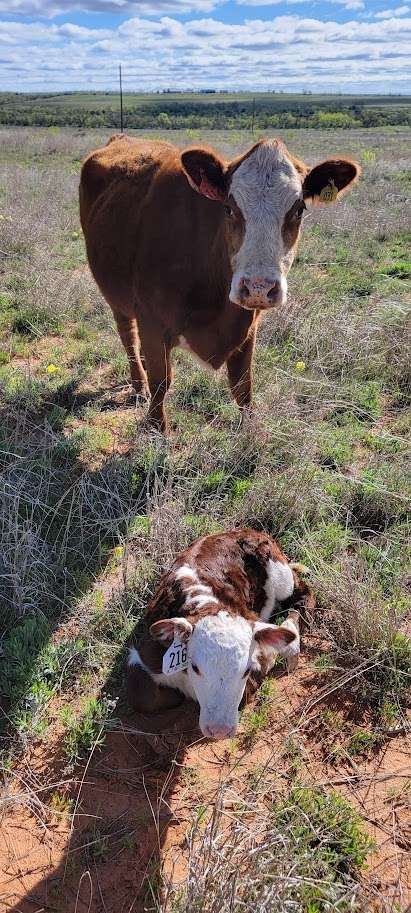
[119,63,123,133]
[251,96,255,134]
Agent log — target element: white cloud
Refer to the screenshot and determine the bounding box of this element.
[333,0,365,10]
[374,4,410,17]
[1,12,411,92]
[0,0,221,16]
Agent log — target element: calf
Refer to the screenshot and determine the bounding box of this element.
[126,528,313,740]
[80,135,360,432]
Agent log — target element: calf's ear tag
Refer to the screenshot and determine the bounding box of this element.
[319,179,338,203]
[162,639,189,676]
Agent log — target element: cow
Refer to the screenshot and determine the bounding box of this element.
[79,134,360,433]
[126,528,314,740]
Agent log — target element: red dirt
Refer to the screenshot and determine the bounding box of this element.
[1,650,410,913]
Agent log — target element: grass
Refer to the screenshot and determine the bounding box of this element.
[240,678,276,745]
[160,781,375,913]
[0,125,410,911]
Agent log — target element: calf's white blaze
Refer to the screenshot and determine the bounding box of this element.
[229,141,303,306]
[188,611,254,737]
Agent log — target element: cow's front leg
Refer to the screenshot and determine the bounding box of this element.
[226,323,257,416]
[138,320,172,433]
[126,662,184,713]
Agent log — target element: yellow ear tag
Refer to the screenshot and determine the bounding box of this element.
[319,179,338,203]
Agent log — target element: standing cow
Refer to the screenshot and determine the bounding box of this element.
[80,135,359,432]
[126,528,314,740]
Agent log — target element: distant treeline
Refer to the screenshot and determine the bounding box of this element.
[1,96,410,130]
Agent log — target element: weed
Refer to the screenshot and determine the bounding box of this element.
[50,793,74,816]
[274,785,374,874]
[347,729,381,757]
[240,678,275,744]
[61,695,111,763]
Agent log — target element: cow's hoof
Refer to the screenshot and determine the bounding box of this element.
[141,415,168,435]
[240,408,267,439]
[132,383,150,404]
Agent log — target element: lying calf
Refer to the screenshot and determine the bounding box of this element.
[127,528,311,740]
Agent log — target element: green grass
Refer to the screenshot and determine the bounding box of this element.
[60,696,112,764]
[240,678,276,745]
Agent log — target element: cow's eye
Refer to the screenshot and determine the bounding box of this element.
[224,205,234,218]
[243,666,251,678]
[191,662,200,674]
[294,202,306,220]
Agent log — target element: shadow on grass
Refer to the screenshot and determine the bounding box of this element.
[0,372,155,754]
[1,372,200,911]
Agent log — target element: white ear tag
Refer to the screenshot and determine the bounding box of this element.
[162,639,188,676]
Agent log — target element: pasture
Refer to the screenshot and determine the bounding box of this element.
[2,92,411,130]
[0,125,410,912]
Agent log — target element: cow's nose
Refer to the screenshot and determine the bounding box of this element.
[203,723,236,740]
[239,277,282,307]
[267,280,281,302]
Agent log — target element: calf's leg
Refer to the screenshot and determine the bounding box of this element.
[115,313,149,397]
[126,663,184,714]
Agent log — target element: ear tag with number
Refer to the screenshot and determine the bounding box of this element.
[162,639,189,676]
[319,179,338,203]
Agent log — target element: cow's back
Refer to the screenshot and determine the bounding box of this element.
[79,134,229,323]
[80,135,179,309]
[79,134,175,224]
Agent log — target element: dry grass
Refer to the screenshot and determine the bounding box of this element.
[156,778,380,913]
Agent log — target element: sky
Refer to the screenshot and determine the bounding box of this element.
[1,0,411,94]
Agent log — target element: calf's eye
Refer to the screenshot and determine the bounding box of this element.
[191,662,200,674]
[224,205,233,218]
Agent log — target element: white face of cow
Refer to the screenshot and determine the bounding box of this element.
[151,610,297,740]
[188,612,254,739]
[181,140,360,312]
[228,141,304,310]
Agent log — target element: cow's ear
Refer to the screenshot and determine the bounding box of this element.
[253,621,296,656]
[303,158,360,203]
[181,148,228,202]
[150,617,193,645]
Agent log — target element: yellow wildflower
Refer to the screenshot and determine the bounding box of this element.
[295,361,306,373]
[46,363,60,374]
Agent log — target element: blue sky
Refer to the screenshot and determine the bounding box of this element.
[1,0,410,93]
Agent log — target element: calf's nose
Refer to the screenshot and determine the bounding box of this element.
[203,723,236,740]
[239,277,282,307]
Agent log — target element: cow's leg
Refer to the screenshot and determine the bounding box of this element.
[115,313,149,398]
[138,322,172,433]
[126,663,184,713]
[226,323,256,412]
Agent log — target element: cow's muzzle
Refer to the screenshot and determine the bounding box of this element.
[232,276,287,310]
[202,722,237,740]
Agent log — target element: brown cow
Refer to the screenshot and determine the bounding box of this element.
[80,135,360,432]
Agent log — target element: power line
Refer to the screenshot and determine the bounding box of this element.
[119,63,123,132]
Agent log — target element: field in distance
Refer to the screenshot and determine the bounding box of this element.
[2,90,411,129]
